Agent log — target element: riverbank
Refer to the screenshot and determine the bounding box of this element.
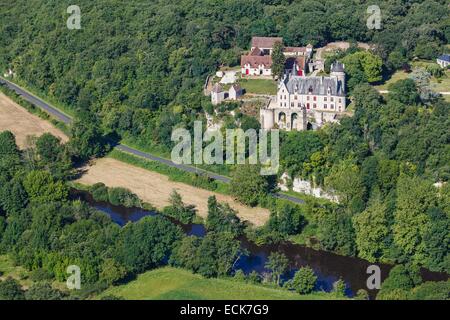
[75,157,271,227]
[99,267,341,300]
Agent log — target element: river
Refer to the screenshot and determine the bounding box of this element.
[70,189,448,299]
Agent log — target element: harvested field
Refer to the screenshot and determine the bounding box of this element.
[76,157,270,226]
[0,92,68,148]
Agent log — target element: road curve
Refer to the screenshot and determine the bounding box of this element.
[0,77,304,205]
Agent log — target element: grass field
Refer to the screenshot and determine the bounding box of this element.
[100,267,340,300]
[239,78,277,95]
[374,60,450,92]
[0,255,32,288]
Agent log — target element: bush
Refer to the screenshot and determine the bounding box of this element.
[410,281,450,300]
[29,268,54,282]
[355,289,369,300]
[25,282,64,300]
[332,279,347,297]
[162,190,196,224]
[291,267,318,294]
[90,183,109,202]
[108,187,142,208]
[0,277,25,300]
[233,270,246,282]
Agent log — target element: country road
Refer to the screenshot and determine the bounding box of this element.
[0,77,304,205]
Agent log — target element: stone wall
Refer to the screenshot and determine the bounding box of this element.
[279,172,339,202]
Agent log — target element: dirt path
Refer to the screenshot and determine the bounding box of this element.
[0,92,68,148]
[76,158,270,227]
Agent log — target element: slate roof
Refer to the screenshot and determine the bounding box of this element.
[282,75,345,96]
[251,37,283,49]
[230,84,242,92]
[241,55,273,68]
[438,54,450,62]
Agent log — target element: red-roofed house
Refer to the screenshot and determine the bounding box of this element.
[251,37,283,55]
[241,55,273,76]
[241,36,313,77]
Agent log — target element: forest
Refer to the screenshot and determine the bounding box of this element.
[0,0,449,299]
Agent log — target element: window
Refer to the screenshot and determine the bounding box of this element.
[280,102,282,107]
[294,95,298,100]
[324,104,327,109]
[284,95,287,99]
[331,104,334,109]
[307,96,310,101]
[339,98,342,103]
[291,102,294,107]
[307,103,310,109]
[297,103,301,108]
[324,97,327,102]
[313,96,317,101]
[331,97,334,102]
[313,103,316,108]
[279,95,283,100]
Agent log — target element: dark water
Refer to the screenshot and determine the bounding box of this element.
[70,189,448,299]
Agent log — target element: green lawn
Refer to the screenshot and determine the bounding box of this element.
[239,78,277,95]
[374,60,450,92]
[100,267,340,300]
[373,70,409,91]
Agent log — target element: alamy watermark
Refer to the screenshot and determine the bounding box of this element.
[66,265,81,290]
[367,5,381,30]
[67,5,81,30]
[171,121,279,176]
[366,265,381,290]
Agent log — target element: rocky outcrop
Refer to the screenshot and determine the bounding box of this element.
[279,172,339,202]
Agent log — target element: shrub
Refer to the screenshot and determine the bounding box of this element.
[108,187,141,208]
[291,267,318,294]
[163,190,196,224]
[29,268,54,282]
[90,183,109,202]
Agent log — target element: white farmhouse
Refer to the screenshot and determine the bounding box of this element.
[228,84,242,100]
[211,83,227,105]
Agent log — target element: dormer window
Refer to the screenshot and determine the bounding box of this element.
[308,86,313,93]
[327,87,331,95]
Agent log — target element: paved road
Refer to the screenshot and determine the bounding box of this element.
[0,77,72,124]
[0,77,304,205]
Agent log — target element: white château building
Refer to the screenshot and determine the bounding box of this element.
[260,62,346,131]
